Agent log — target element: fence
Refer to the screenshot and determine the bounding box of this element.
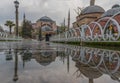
[51,12,120,42]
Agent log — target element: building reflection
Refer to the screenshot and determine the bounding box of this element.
[66,45,120,82]
[58,51,66,64]
[21,48,32,68]
[5,48,13,61]
[33,50,57,66]
[5,42,120,83]
[8,44,69,82]
[67,52,70,73]
[75,61,102,83]
[4,42,73,82]
[5,43,13,61]
[6,42,120,82]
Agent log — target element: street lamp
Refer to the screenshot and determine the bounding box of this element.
[14,0,19,37]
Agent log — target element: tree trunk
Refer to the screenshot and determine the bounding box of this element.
[10,26,12,34]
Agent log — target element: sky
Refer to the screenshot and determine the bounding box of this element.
[1,0,120,30]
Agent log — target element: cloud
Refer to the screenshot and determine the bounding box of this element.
[0,0,120,29]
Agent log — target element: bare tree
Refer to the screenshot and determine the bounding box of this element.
[74,7,84,15]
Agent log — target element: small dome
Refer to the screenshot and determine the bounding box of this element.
[112,4,120,9]
[81,5,105,14]
[37,16,54,22]
[102,4,120,17]
[41,25,52,31]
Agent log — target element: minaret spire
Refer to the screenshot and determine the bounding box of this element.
[68,9,70,31]
[90,0,95,6]
[64,18,65,27]
[23,13,26,22]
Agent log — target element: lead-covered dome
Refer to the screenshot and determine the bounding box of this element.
[81,5,105,15]
[37,16,54,22]
[102,4,120,17]
[112,4,120,9]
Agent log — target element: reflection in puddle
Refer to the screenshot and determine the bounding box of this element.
[1,41,120,83]
[62,45,120,83]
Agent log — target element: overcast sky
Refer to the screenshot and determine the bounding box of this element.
[1,0,120,29]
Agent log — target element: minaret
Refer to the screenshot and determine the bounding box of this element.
[64,18,65,27]
[68,9,70,31]
[64,18,66,31]
[23,13,26,22]
[67,53,70,73]
[90,0,95,6]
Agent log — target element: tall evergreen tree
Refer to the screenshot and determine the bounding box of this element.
[21,14,32,38]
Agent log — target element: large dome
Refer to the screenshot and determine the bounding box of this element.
[81,5,105,15]
[102,4,120,17]
[37,16,54,22]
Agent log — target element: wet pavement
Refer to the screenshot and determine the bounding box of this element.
[0,41,120,83]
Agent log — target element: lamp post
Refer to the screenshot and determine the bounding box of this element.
[14,0,19,37]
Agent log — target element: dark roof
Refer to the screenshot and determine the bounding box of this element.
[37,16,54,22]
[81,5,105,14]
[102,4,120,17]
[112,4,120,9]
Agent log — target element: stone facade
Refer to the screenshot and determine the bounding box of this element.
[73,13,103,28]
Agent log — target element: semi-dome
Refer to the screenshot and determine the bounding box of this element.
[81,5,105,15]
[102,4,120,17]
[41,25,52,32]
[37,16,54,22]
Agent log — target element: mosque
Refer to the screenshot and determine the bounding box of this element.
[32,16,57,41]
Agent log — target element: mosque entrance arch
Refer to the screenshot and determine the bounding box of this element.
[41,25,53,41]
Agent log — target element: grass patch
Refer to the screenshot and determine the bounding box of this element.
[52,41,120,51]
